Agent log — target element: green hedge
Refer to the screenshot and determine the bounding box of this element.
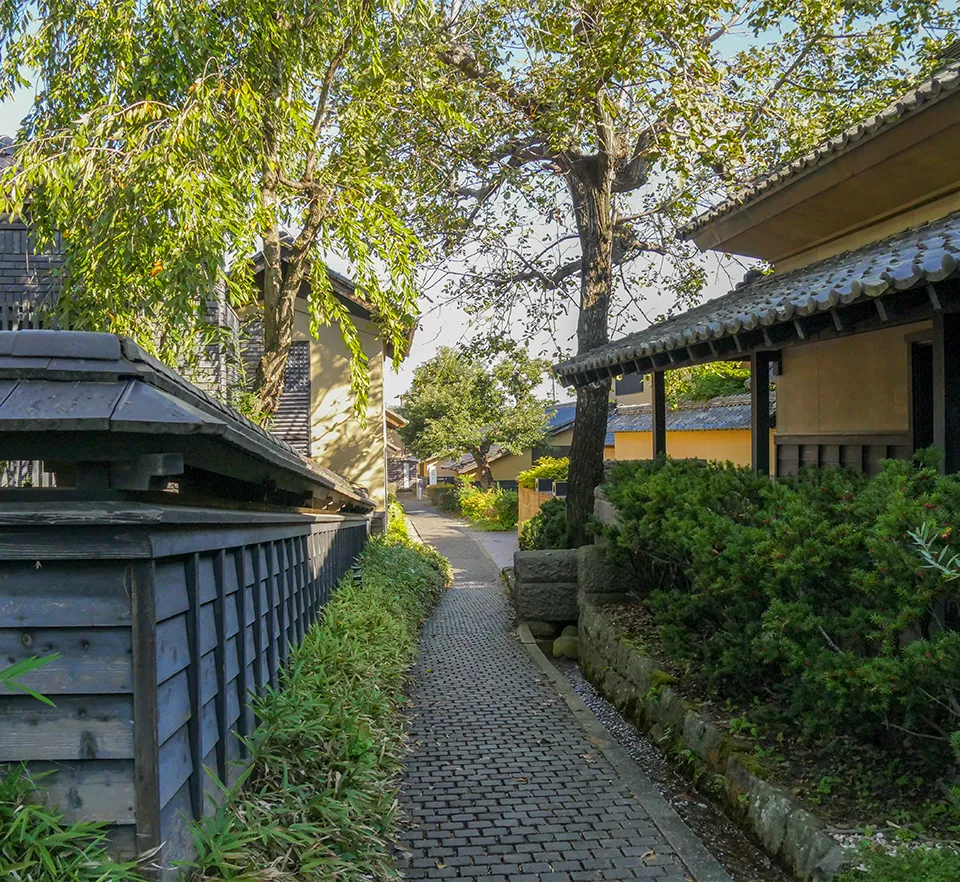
[458,485,519,530]
[603,454,960,757]
[387,493,409,542]
[518,496,568,550]
[187,534,449,881]
[425,483,460,513]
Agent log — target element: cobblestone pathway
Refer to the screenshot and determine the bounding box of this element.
[398,500,724,882]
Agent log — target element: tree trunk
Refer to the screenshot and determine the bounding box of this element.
[472,450,493,488]
[565,159,614,546]
[253,65,294,416]
[253,71,330,416]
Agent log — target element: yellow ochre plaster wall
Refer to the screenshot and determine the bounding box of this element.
[613,428,775,471]
[292,302,388,509]
[776,322,930,436]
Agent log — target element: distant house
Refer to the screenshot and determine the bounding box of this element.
[454,402,588,486]
[555,55,960,478]
[386,407,419,492]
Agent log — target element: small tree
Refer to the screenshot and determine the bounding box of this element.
[400,345,549,487]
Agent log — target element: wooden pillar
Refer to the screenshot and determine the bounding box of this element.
[751,351,774,475]
[651,371,666,458]
[933,312,960,473]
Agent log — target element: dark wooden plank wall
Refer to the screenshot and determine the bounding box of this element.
[0,516,368,878]
[154,519,367,874]
[0,558,138,854]
[775,434,912,477]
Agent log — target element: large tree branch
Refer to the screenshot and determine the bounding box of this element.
[439,43,550,122]
[489,229,668,291]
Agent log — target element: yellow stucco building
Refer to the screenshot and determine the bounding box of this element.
[250,256,402,527]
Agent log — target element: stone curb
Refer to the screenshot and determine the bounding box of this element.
[517,623,733,882]
[578,603,849,882]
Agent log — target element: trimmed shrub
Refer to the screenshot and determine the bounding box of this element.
[187,535,449,881]
[426,483,460,513]
[603,454,960,755]
[519,497,569,550]
[387,493,409,542]
[517,456,568,489]
[457,485,518,530]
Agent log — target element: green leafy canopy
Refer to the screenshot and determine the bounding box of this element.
[398,344,551,468]
[0,0,462,409]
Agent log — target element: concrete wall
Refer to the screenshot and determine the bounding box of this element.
[613,428,775,470]
[292,301,387,509]
[776,322,930,436]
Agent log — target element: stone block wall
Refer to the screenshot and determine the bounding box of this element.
[512,549,579,622]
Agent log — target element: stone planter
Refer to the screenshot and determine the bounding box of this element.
[579,601,849,882]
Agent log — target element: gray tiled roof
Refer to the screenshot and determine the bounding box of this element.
[0,136,13,171]
[555,209,960,383]
[605,393,774,444]
[681,61,960,238]
[0,329,373,508]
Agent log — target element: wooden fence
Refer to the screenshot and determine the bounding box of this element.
[0,330,374,879]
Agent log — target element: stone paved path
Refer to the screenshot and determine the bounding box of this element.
[397,500,713,882]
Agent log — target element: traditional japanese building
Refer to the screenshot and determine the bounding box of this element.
[556,57,960,477]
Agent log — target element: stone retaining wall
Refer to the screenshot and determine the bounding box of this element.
[579,600,848,882]
[512,548,579,622]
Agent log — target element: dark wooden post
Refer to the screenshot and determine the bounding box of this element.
[651,371,666,458]
[130,561,161,865]
[933,312,960,473]
[751,351,774,475]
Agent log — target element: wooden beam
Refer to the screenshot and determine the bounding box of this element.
[651,371,666,458]
[751,351,774,475]
[184,553,203,820]
[130,561,161,862]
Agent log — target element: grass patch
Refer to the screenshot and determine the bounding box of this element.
[187,534,449,881]
[836,842,960,881]
[0,766,145,881]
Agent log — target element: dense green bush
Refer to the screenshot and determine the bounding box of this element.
[603,454,960,755]
[457,485,519,530]
[386,493,409,542]
[519,497,569,550]
[188,535,449,881]
[517,456,568,489]
[426,483,460,513]
[836,842,960,881]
